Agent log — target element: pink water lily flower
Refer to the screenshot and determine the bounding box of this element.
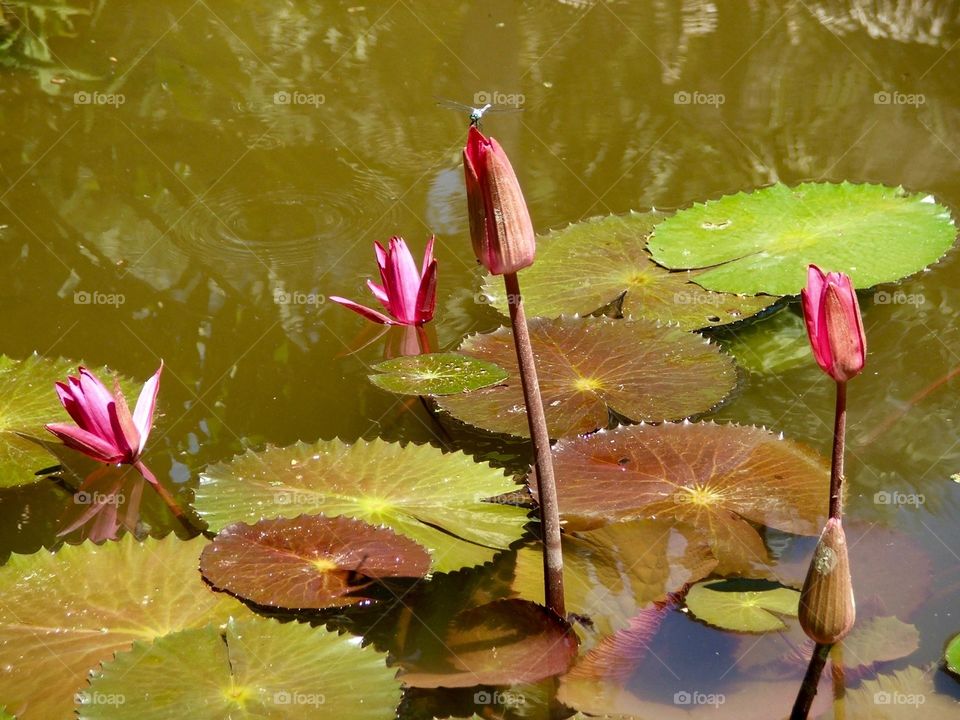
[45,363,163,469]
[331,236,437,325]
[801,265,866,382]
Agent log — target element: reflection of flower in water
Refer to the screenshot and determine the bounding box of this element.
[58,464,146,543]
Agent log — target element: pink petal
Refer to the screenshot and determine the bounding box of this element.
[45,422,124,463]
[373,241,388,271]
[329,296,397,325]
[366,279,391,307]
[416,259,438,323]
[109,393,139,462]
[385,237,421,323]
[55,381,88,428]
[421,235,436,279]
[132,362,163,454]
[77,368,117,439]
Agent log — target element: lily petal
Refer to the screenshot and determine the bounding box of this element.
[45,422,124,463]
[132,362,163,454]
[416,259,438,324]
[329,296,397,325]
[77,368,116,439]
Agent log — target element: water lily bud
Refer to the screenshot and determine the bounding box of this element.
[801,265,866,382]
[798,518,856,644]
[462,125,536,275]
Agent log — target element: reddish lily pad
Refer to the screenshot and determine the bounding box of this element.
[194,438,529,573]
[369,353,508,395]
[200,514,432,609]
[0,536,244,720]
[480,212,777,329]
[437,317,737,438]
[397,599,578,688]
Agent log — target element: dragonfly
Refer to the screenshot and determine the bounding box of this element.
[435,97,523,129]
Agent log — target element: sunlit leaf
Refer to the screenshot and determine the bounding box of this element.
[200,514,431,609]
[78,617,401,720]
[839,666,959,719]
[535,423,829,573]
[368,353,508,395]
[479,213,776,329]
[685,579,799,633]
[0,536,244,720]
[397,599,578,688]
[946,633,960,679]
[195,438,529,573]
[437,317,737,438]
[648,182,957,295]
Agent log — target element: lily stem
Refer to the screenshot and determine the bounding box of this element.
[503,271,565,617]
[791,642,831,720]
[829,381,847,521]
[133,460,193,530]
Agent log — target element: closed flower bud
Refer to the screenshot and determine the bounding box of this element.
[462,126,536,275]
[798,518,856,644]
[801,265,866,382]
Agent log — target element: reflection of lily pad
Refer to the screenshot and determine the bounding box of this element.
[648,182,957,295]
[79,617,401,720]
[724,308,814,375]
[0,355,140,487]
[685,579,799,633]
[479,213,776,329]
[946,633,960,679]
[368,353,508,395]
[512,520,717,640]
[195,438,529,573]
[200,514,431,609]
[0,536,243,720]
[437,317,737,438]
[842,666,959,719]
[536,423,828,573]
[397,599,578,688]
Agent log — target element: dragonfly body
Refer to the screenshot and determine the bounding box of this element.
[435,97,522,129]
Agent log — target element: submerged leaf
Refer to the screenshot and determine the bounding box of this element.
[840,665,959,719]
[195,438,529,573]
[200,514,431,609]
[368,353,508,395]
[78,617,401,720]
[648,182,957,295]
[437,317,737,438]
[685,579,799,633]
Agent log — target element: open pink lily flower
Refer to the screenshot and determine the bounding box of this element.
[801,265,866,382]
[45,363,163,472]
[330,236,437,325]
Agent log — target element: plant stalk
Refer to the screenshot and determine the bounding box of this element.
[791,641,831,719]
[503,271,565,617]
[134,460,193,530]
[829,381,847,521]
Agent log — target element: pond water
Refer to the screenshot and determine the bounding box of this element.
[1,1,960,718]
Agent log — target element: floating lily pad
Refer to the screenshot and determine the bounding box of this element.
[648,182,957,295]
[724,308,814,375]
[512,519,717,640]
[437,317,737,438]
[685,579,799,633]
[397,599,578,688]
[0,355,141,487]
[534,423,828,573]
[195,438,529,573]
[0,536,244,720]
[200,514,432,609]
[842,666,959,719]
[78,617,401,720]
[947,633,960,678]
[478,213,777,329]
[368,353,508,395]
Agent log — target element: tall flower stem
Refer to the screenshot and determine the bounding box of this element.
[829,380,847,521]
[503,271,565,617]
[791,642,830,719]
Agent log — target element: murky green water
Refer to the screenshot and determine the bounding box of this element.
[2,1,960,717]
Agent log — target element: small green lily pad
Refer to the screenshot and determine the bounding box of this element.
[946,632,960,678]
[437,317,738,438]
[195,438,529,573]
[78,617,401,720]
[685,579,800,632]
[368,353,508,395]
[479,212,777,329]
[648,182,957,295]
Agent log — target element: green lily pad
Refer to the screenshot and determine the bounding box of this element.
[0,355,141,487]
[194,438,529,573]
[0,536,244,720]
[78,617,401,720]
[946,632,960,678]
[368,353,508,395]
[724,308,814,375]
[436,317,737,438]
[685,579,799,632]
[535,423,829,574]
[648,182,957,295]
[480,212,777,329]
[200,514,431,609]
[397,599,578,688]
